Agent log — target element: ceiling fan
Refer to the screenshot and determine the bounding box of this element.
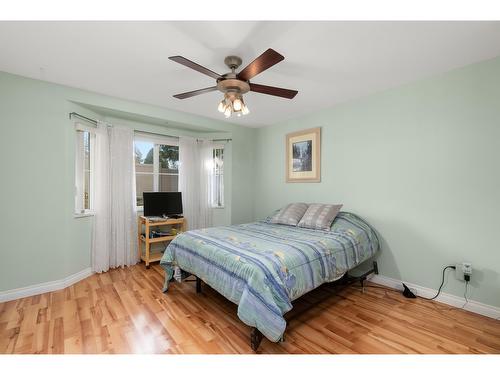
[169,48,298,118]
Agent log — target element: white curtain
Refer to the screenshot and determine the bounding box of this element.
[91,122,111,273]
[179,137,213,230]
[92,122,137,273]
[109,126,138,268]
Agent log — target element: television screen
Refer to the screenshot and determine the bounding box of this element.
[143,192,183,217]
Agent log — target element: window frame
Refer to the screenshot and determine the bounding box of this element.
[211,144,225,209]
[134,133,179,211]
[74,123,96,216]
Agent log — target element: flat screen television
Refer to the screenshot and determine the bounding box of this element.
[143,192,183,217]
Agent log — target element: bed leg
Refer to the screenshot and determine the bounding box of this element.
[196,277,202,293]
[250,328,263,352]
[360,278,365,293]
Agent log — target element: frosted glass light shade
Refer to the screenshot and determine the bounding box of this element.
[233,98,242,111]
[217,101,226,113]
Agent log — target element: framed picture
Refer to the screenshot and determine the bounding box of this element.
[286,127,321,183]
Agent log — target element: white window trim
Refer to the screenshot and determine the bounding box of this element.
[211,144,225,209]
[74,211,95,218]
[74,123,96,217]
[153,143,159,191]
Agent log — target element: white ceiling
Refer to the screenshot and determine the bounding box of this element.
[1,21,500,127]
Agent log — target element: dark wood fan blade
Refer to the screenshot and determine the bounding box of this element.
[249,83,298,99]
[173,86,218,99]
[237,49,284,81]
[169,56,222,80]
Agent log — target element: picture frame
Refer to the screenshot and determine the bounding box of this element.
[285,127,321,183]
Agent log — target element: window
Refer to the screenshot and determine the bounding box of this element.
[75,125,95,214]
[134,134,179,207]
[211,146,224,208]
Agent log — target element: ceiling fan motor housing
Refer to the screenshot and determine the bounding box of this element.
[217,76,250,95]
[224,55,243,70]
[217,56,250,95]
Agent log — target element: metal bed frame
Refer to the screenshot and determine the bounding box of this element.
[192,260,379,352]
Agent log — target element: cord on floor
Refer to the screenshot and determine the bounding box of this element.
[461,280,469,309]
[351,273,499,319]
[419,265,456,301]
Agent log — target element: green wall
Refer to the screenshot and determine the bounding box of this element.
[254,56,500,308]
[2,55,499,309]
[0,71,255,291]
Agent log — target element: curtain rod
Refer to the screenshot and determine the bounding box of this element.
[135,130,178,138]
[70,112,232,142]
[69,112,98,125]
[197,138,232,142]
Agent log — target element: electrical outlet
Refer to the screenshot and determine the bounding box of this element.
[456,262,472,281]
[462,262,472,276]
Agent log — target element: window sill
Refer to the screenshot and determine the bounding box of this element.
[74,211,95,218]
[212,206,225,210]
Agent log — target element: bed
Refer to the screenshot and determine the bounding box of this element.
[160,211,379,350]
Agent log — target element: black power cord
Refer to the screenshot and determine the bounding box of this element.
[461,280,470,308]
[419,265,456,300]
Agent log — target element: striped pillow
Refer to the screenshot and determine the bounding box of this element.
[297,204,343,231]
[270,203,309,226]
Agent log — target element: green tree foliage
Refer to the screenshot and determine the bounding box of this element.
[134,146,143,164]
[143,145,179,170]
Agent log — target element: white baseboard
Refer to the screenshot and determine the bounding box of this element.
[0,267,93,303]
[368,274,500,320]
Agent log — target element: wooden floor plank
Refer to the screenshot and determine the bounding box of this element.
[0,264,499,354]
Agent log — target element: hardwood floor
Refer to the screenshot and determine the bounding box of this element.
[1,264,499,354]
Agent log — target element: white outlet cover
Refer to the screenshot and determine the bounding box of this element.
[462,262,473,275]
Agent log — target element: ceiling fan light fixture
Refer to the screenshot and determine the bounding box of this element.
[218,93,250,118]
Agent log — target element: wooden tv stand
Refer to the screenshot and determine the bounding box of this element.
[137,216,186,268]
